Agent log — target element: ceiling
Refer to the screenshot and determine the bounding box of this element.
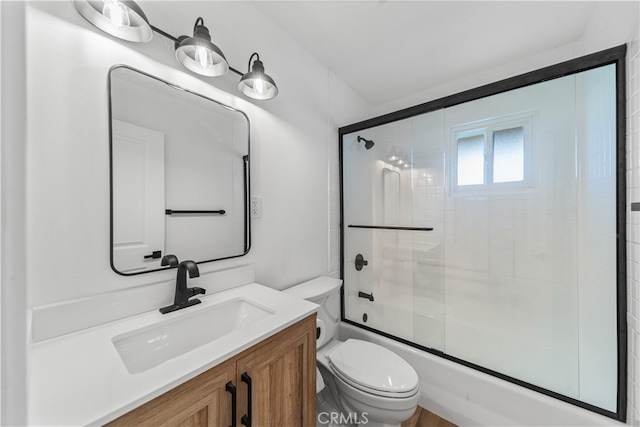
[252,1,602,107]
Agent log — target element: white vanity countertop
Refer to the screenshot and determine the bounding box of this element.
[28,283,318,426]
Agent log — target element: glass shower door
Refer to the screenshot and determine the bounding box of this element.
[342,109,446,351]
[340,61,620,415]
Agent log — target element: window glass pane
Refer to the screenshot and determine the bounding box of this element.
[457,134,485,185]
[493,127,524,183]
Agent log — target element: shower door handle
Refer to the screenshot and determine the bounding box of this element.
[355,254,369,271]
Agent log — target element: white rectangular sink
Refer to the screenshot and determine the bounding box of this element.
[112,298,274,374]
[29,281,319,427]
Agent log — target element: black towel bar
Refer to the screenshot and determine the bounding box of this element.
[165,209,226,215]
[348,224,433,231]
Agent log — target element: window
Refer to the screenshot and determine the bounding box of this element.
[457,134,485,185]
[493,127,524,183]
[453,117,531,190]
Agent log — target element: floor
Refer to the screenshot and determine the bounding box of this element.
[401,406,457,427]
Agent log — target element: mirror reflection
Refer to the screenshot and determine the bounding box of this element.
[109,65,250,275]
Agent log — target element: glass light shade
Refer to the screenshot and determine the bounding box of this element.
[175,24,229,77]
[238,59,278,100]
[102,0,130,28]
[72,0,153,42]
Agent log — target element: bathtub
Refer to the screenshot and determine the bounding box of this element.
[339,322,624,426]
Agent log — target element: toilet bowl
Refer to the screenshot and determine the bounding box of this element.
[284,277,420,427]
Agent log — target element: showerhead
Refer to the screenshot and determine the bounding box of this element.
[357,135,375,150]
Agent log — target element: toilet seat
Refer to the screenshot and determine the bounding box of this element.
[327,339,419,398]
[330,365,419,399]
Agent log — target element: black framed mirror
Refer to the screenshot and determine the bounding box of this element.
[108,65,250,275]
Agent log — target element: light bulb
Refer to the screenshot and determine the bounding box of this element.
[102,0,130,28]
[253,78,267,95]
[194,46,214,69]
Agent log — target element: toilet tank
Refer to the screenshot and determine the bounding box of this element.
[284,277,342,349]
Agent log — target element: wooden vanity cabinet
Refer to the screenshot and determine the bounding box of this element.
[108,314,316,427]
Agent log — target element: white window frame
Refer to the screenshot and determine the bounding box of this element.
[451,113,534,192]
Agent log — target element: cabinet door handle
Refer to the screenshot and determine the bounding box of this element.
[240,372,252,427]
[225,381,237,427]
[143,250,162,259]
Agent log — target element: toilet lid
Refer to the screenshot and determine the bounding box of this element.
[327,339,419,395]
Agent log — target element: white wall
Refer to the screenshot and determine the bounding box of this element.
[24,2,370,313]
[1,2,27,425]
[626,30,640,427]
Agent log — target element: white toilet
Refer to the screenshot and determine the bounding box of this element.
[285,277,420,427]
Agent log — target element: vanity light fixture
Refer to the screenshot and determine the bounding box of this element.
[238,53,279,100]
[175,18,229,77]
[72,1,279,100]
[72,0,153,43]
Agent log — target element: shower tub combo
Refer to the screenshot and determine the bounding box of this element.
[339,46,627,425]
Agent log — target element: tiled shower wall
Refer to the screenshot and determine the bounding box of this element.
[627,39,640,425]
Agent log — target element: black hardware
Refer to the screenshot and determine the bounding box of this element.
[348,224,434,231]
[357,135,375,150]
[165,209,226,215]
[363,313,368,323]
[159,259,206,314]
[355,254,368,271]
[316,327,321,339]
[243,155,250,253]
[632,202,640,211]
[246,52,259,74]
[358,291,374,302]
[226,381,237,427]
[241,372,252,427]
[143,250,162,260]
[149,24,179,43]
[161,254,179,267]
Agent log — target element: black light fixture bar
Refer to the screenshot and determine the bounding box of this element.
[228,66,243,77]
[150,24,179,43]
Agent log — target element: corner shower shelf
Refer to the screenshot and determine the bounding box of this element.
[347,225,433,231]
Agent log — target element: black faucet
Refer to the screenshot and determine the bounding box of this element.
[159,255,206,314]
